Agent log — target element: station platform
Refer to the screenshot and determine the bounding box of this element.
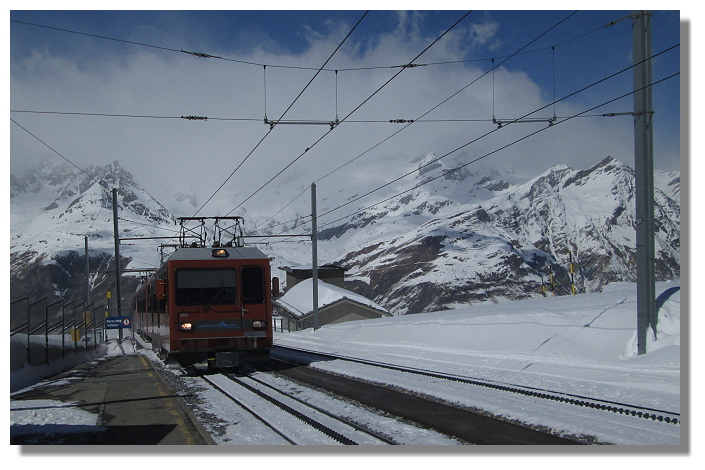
[10,353,214,445]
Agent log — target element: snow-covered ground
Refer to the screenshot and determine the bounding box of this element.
[274,281,682,445]
[9,281,685,452]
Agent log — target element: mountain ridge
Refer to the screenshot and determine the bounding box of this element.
[10,159,175,305]
[312,155,680,314]
[9,155,680,316]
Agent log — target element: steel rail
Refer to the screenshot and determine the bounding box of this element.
[273,345,680,425]
[201,373,391,445]
[200,374,297,444]
[243,366,399,445]
[219,372,388,445]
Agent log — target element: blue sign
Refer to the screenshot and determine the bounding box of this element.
[106,316,132,329]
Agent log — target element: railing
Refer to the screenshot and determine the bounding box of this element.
[272,316,323,332]
[272,316,298,333]
[10,296,108,368]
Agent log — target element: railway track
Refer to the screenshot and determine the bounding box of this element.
[263,356,579,444]
[271,345,680,432]
[201,371,398,445]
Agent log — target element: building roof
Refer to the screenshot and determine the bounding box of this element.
[275,278,388,318]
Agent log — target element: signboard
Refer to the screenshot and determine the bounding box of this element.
[106,316,132,329]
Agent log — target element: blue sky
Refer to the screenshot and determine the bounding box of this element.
[9,8,683,214]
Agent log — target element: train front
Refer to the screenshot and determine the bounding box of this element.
[164,246,273,368]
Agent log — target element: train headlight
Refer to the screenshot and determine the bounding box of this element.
[179,322,193,332]
[212,248,229,258]
[252,320,266,329]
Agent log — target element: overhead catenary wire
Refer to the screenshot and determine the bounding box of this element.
[226,11,473,217]
[293,11,576,203]
[265,70,679,248]
[10,13,632,73]
[552,46,558,118]
[10,118,110,191]
[192,11,370,217]
[263,65,268,120]
[123,11,371,264]
[10,109,618,124]
[11,13,669,253]
[257,43,679,242]
[335,70,339,122]
[314,71,679,234]
[117,217,181,233]
[250,10,579,234]
[10,11,636,134]
[314,45,679,224]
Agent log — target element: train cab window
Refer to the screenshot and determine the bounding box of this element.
[175,268,237,306]
[241,266,265,304]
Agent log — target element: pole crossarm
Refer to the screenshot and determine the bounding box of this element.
[493,115,557,128]
[242,234,312,238]
[264,117,340,130]
[119,236,200,241]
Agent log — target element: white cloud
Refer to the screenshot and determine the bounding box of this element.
[10,14,655,221]
[470,20,500,47]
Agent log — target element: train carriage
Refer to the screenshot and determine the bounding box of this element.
[134,243,274,368]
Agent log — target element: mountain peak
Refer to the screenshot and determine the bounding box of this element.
[11,159,174,265]
[414,152,447,178]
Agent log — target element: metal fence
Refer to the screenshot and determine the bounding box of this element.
[272,316,298,333]
[10,296,108,368]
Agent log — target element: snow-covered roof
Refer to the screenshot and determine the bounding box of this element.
[275,278,388,318]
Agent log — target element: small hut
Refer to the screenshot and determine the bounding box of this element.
[274,278,391,331]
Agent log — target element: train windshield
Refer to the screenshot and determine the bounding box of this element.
[175,268,237,306]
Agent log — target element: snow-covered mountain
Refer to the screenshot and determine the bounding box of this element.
[276,155,680,314]
[10,155,681,318]
[10,160,175,305]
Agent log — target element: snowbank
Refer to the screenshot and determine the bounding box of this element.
[276,282,681,411]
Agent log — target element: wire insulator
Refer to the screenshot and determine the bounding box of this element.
[181,49,216,59]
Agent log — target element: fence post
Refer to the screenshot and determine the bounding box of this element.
[26,299,31,366]
[61,301,66,358]
[45,299,50,366]
[73,302,79,354]
[84,303,89,351]
[93,304,97,351]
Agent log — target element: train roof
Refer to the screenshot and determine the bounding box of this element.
[166,246,269,262]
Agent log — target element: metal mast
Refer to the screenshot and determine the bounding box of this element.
[632,10,657,355]
[85,236,90,305]
[112,188,123,319]
[311,183,320,330]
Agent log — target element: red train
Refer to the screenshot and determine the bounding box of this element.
[134,218,274,368]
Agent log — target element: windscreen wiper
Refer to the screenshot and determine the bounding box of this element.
[203,288,225,312]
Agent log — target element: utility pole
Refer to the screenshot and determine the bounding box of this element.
[311,183,319,330]
[84,236,90,305]
[112,188,123,340]
[633,10,657,355]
